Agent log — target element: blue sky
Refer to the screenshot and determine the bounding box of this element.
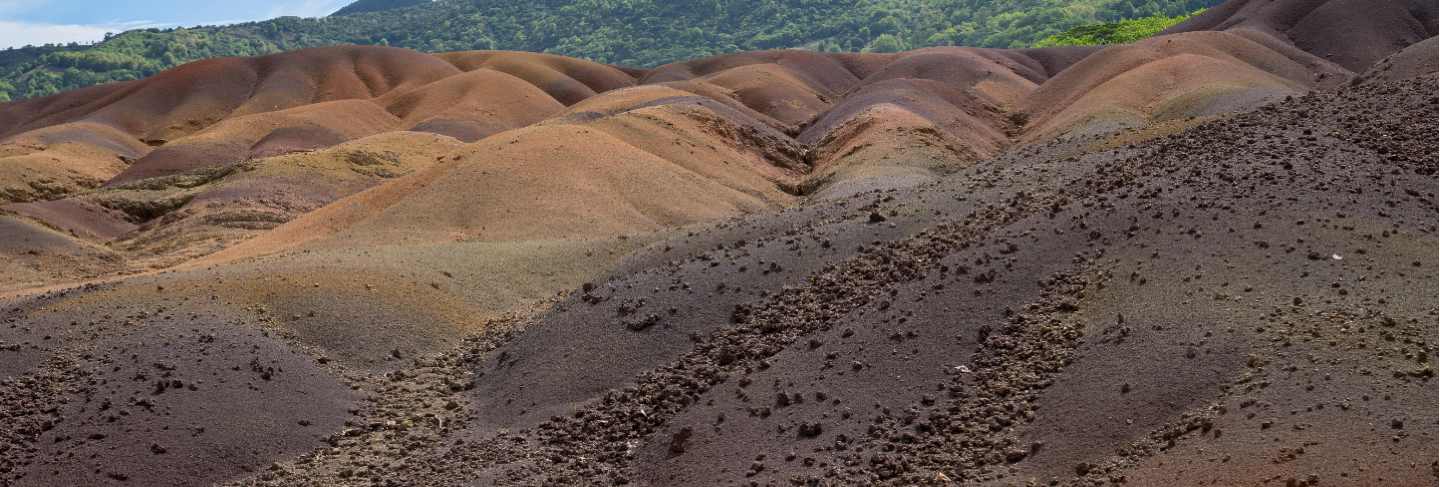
[0,0,353,49]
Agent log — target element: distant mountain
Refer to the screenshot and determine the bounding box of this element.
[0,0,1221,102]
[332,0,431,16]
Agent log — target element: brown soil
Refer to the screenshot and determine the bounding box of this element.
[0,1,1435,485]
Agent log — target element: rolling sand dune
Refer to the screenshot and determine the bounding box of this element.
[0,0,1435,485]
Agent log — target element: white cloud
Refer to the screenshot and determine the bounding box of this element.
[0,0,357,49]
[0,20,107,48]
[267,0,352,18]
[0,19,164,49]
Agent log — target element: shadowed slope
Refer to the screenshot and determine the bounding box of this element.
[0,215,123,291]
[1360,36,1439,84]
[1165,0,1438,72]
[1,291,359,486]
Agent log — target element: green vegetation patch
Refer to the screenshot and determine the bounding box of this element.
[1034,11,1200,47]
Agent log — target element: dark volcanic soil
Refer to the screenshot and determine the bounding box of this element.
[260,71,1434,487]
[0,0,1436,486]
[388,71,1434,487]
[6,68,1426,487]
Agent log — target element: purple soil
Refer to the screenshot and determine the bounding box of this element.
[0,1,1434,485]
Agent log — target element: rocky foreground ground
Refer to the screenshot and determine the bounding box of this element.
[4,70,1434,487]
[1,0,1436,485]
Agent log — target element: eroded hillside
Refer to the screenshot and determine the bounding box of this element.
[0,0,1435,485]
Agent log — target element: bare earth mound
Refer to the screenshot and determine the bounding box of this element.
[0,0,1435,485]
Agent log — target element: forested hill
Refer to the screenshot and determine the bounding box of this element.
[0,0,1219,102]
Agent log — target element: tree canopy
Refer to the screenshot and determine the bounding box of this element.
[1034,10,1199,47]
